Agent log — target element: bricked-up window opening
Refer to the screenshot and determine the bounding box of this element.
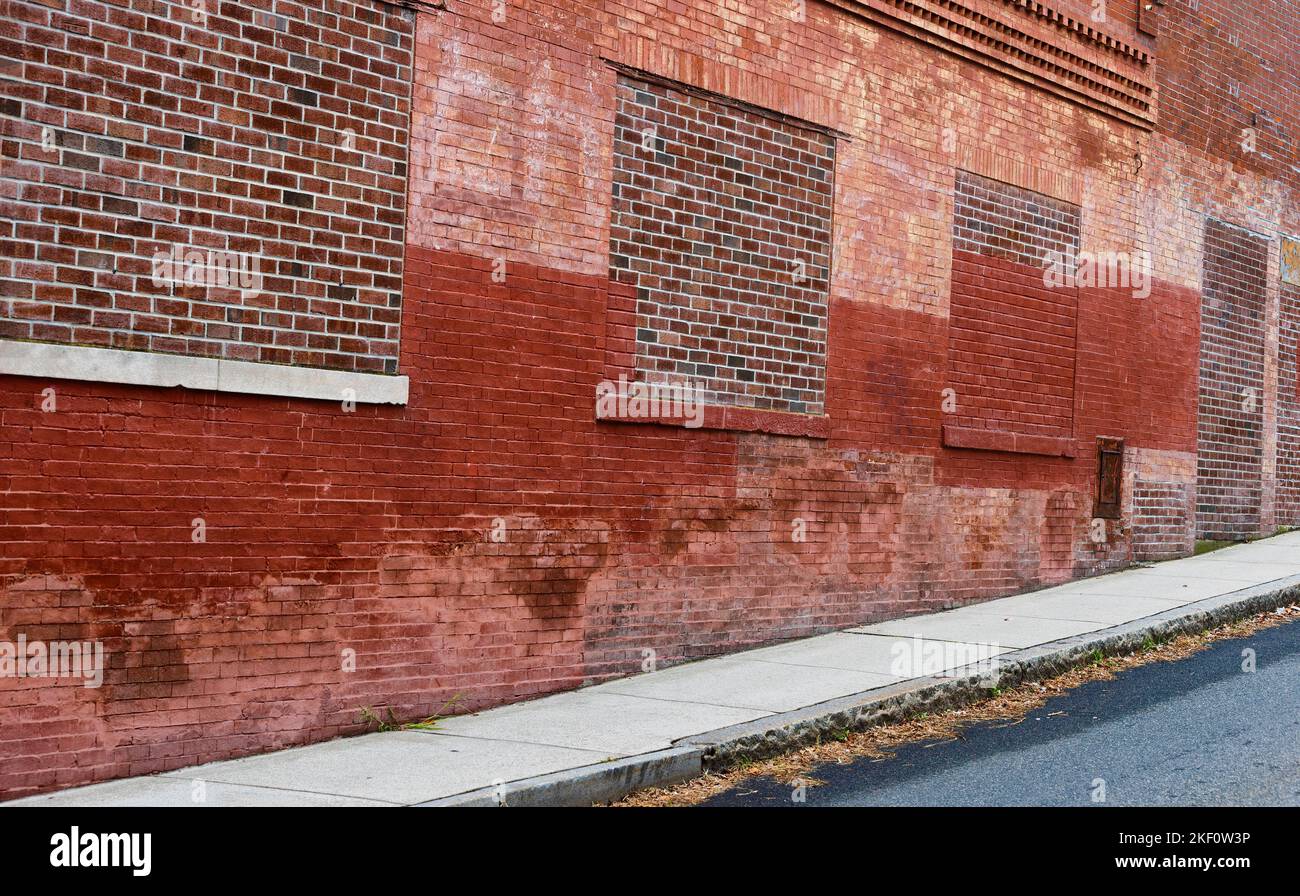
[1196,219,1269,540]
[1278,254,1300,527]
[0,1,414,377]
[1095,438,1124,519]
[945,171,1082,453]
[608,72,835,416]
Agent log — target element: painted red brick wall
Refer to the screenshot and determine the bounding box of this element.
[1,0,1297,799]
[1131,480,1194,560]
[949,171,1081,441]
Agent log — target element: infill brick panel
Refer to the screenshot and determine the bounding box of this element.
[1277,274,1300,526]
[0,0,415,374]
[948,170,1082,441]
[609,73,835,416]
[1196,219,1269,540]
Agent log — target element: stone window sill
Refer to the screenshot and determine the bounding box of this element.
[0,340,408,405]
[942,424,1075,457]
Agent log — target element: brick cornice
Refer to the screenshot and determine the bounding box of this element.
[822,0,1156,130]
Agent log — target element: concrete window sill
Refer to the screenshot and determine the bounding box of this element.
[0,340,409,405]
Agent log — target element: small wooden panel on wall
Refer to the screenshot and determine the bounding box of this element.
[1282,236,1300,288]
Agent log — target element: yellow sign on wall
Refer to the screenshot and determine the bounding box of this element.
[1283,237,1300,287]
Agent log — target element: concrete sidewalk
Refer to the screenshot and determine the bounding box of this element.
[9,532,1300,807]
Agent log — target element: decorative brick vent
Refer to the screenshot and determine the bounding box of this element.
[1196,219,1269,540]
[608,73,835,416]
[820,0,1156,128]
[947,170,1081,445]
[0,0,415,375]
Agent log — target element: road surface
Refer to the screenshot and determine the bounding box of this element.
[701,616,1300,806]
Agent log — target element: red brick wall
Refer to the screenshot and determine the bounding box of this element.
[0,0,413,373]
[1131,480,1195,560]
[1196,219,1269,540]
[1,0,1296,799]
[948,171,1081,441]
[1156,0,1300,541]
[610,72,834,415]
[1277,278,1300,527]
[1156,0,1299,181]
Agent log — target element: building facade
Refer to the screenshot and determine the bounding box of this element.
[1,0,1297,797]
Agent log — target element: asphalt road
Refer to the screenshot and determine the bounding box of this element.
[701,616,1300,807]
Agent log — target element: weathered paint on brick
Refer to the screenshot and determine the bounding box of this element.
[1,0,1298,799]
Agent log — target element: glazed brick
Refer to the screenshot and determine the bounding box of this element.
[1279,281,1300,526]
[0,0,414,373]
[609,74,834,415]
[1196,219,1269,540]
